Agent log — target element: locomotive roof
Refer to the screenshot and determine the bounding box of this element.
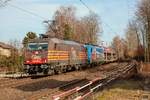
[84,44,104,49]
[51,38,81,46]
[29,38,49,43]
[29,37,81,46]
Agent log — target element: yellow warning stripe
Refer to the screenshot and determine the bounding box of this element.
[48,55,69,57]
[48,54,69,56]
[48,50,68,61]
[79,56,87,57]
[48,51,69,57]
[48,56,68,59]
[79,53,87,59]
[79,56,86,57]
[48,57,68,59]
[79,55,87,57]
[79,57,87,59]
[47,51,87,61]
[48,50,68,53]
[79,57,86,58]
[79,51,87,60]
[48,59,68,61]
[48,50,69,60]
[80,58,86,60]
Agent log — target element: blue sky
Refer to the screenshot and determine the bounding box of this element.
[0,0,138,44]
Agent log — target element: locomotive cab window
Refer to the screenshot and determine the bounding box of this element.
[28,42,48,51]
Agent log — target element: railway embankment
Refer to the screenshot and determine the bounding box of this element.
[95,77,150,100]
[0,62,121,100]
[94,61,150,100]
[0,61,149,100]
[137,62,150,77]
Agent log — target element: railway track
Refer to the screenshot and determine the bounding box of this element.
[0,62,135,100]
[52,62,136,100]
[0,72,69,88]
[0,77,32,88]
[25,63,122,100]
[0,62,121,88]
[27,78,88,100]
[0,74,60,88]
[24,62,131,100]
[0,70,87,89]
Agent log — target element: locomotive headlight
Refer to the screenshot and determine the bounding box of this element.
[35,51,39,54]
[26,60,30,63]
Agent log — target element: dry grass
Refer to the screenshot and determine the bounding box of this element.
[95,78,150,100]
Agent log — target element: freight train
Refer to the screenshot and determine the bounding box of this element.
[24,36,117,75]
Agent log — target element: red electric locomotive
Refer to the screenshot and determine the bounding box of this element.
[24,37,87,75]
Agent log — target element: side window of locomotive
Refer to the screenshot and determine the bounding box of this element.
[28,43,38,51]
[43,44,48,50]
[39,43,48,50]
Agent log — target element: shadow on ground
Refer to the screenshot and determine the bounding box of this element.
[15,78,89,92]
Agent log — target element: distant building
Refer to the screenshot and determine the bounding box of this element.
[0,42,13,57]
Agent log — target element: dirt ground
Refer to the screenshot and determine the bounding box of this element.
[95,77,150,100]
[0,63,120,100]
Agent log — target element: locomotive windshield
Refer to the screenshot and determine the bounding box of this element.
[28,42,48,51]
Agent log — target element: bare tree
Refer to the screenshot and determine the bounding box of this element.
[80,12,101,44]
[46,6,76,39]
[136,0,150,62]
[112,36,127,60]
[46,6,102,45]
[4,39,23,72]
[125,21,139,57]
